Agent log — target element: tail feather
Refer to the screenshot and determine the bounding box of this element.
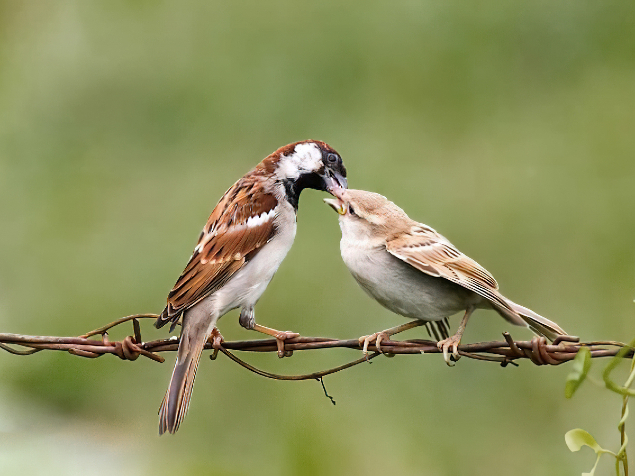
[505,300,567,341]
[158,319,209,435]
[154,305,182,330]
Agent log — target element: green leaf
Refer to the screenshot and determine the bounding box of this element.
[565,347,592,398]
[565,429,604,453]
[564,430,607,476]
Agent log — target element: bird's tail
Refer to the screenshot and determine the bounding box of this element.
[159,313,213,435]
[502,300,567,341]
[154,304,181,331]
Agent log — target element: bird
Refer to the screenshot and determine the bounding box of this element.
[324,188,567,365]
[155,140,347,434]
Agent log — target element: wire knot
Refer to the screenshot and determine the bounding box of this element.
[112,336,142,361]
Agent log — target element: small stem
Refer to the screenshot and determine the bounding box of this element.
[619,356,635,476]
[621,396,629,476]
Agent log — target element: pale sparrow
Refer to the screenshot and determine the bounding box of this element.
[324,189,567,365]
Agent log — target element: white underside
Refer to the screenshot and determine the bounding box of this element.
[340,233,483,321]
[185,200,297,335]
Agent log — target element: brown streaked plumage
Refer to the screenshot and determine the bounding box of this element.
[158,188,278,327]
[156,140,347,434]
[325,189,567,364]
[386,227,519,321]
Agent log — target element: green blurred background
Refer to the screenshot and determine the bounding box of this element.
[1,1,634,475]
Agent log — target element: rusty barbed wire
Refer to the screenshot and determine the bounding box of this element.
[0,314,632,381]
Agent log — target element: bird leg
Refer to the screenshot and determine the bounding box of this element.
[437,306,475,366]
[251,324,299,358]
[239,306,298,358]
[359,320,425,355]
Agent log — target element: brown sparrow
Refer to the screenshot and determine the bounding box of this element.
[324,189,567,365]
[156,140,347,434]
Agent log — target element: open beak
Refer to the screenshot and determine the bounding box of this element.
[323,197,346,215]
[323,170,348,193]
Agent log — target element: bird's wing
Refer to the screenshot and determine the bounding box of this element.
[386,224,513,312]
[156,179,278,328]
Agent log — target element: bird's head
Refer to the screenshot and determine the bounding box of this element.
[271,140,347,208]
[324,189,410,240]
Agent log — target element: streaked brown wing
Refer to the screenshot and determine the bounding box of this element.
[157,182,278,327]
[386,225,512,311]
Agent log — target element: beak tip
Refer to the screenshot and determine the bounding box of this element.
[323,198,345,215]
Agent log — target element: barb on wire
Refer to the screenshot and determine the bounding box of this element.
[0,314,633,382]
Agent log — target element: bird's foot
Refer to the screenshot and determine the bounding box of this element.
[250,323,299,358]
[209,328,224,349]
[358,331,391,356]
[274,331,299,358]
[437,334,462,366]
[208,328,224,360]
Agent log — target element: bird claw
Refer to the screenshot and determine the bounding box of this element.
[210,328,224,349]
[437,335,461,366]
[208,328,224,360]
[358,331,391,355]
[274,331,299,358]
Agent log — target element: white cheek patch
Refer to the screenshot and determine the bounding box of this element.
[276,159,301,180]
[293,142,322,167]
[276,142,322,180]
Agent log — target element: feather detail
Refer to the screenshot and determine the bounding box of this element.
[158,310,212,435]
[386,227,513,313]
[386,225,567,340]
[506,300,567,341]
[155,187,278,329]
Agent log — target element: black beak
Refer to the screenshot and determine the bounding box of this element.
[323,169,348,193]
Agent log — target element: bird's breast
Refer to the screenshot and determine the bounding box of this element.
[340,237,478,320]
[213,204,297,314]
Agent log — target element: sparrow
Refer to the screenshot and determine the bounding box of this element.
[155,140,347,434]
[324,189,567,365]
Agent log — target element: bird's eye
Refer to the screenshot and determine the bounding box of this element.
[348,205,358,217]
[326,153,339,165]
